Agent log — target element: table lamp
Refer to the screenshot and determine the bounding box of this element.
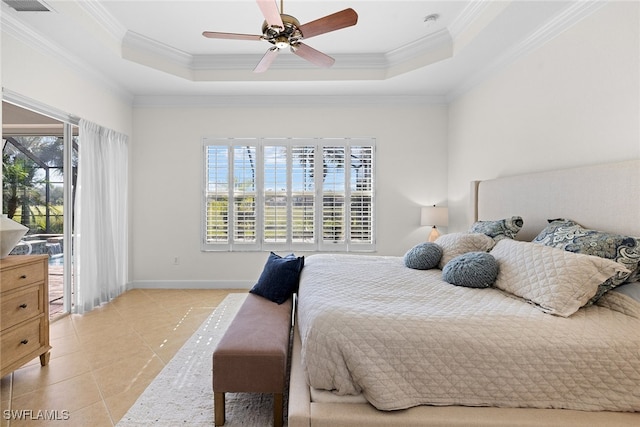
[420,205,448,242]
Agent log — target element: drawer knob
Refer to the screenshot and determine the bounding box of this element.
[20,274,27,279]
[20,339,29,345]
[19,303,28,309]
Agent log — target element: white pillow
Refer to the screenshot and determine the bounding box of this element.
[435,233,496,270]
[491,239,629,317]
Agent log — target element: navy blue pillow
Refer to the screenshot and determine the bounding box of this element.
[250,252,304,304]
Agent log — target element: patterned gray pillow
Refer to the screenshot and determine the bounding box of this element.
[442,252,498,288]
[469,216,523,241]
[533,219,640,302]
[404,243,442,270]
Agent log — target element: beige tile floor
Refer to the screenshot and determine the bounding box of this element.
[1,288,245,427]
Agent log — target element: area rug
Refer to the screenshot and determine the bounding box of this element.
[117,293,287,426]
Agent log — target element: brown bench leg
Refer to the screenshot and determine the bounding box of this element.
[274,392,283,427]
[214,392,225,426]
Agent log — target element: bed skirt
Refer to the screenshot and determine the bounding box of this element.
[288,324,640,427]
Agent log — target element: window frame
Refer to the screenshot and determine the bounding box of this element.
[201,137,376,252]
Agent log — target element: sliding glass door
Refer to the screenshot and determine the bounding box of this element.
[2,100,78,318]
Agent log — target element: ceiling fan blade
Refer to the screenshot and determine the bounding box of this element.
[292,43,335,68]
[254,47,280,73]
[202,31,263,41]
[256,0,284,29]
[298,8,358,39]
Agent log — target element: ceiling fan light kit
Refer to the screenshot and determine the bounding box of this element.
[262,14,301,48]
[203,0,358,73]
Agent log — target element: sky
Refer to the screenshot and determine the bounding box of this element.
[205,140,373,194]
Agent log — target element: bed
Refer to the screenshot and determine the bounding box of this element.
[288,159,640,427]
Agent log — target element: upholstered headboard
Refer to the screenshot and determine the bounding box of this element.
[472,160,640,241]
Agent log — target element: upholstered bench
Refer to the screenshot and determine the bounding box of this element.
[212,293,294,427]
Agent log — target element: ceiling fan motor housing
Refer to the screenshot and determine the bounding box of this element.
[262,14,302,47]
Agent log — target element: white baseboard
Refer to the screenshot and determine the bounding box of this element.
[129,280,252,290]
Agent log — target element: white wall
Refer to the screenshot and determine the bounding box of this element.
[447,1,640,232]
[131,102,448,287]
[1,34,133,135]
[5,0,638,289]
[2,32,134,278]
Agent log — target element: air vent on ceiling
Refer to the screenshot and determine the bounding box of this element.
[2,0,51,12]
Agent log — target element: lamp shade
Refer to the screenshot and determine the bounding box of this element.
[420,206,448,227]
[0,215,28,258]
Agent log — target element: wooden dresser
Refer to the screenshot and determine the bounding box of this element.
[1,255,51,378]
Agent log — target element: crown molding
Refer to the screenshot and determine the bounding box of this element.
[1,9,133,103]
[4,0,451,84]
[446,0,607,102]
[2,8,64,61]
[511,0,607,62]
[448,0,491,41]
[190,51,389,71]
[75,0,127,41]
[385,28,452,66]
[122,27,453,80]
[123,29,388,73]
[122,30,194,69]
[132,94,448,108]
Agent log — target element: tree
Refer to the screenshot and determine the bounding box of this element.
[2,136,69,233]
[2,154,39,220]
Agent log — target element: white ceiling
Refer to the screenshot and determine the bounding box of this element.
[1,0,600,100]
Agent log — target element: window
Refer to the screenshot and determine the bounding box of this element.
[203,138,375,252]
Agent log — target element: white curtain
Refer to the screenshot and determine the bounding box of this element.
[73,119,128,314]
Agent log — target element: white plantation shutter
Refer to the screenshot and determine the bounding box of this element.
[291,145,315,246]
[205,145,229,243]
[318,141,375,251]
[320,146,346,249]
[263,144,288,245]
[349,144,374,249]
[203,137,375,251]
[204,140,260,250]
[232,145,258,247]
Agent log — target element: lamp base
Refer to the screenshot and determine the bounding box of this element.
[428,226,440,242]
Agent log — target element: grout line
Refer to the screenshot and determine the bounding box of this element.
[6,289,237,426]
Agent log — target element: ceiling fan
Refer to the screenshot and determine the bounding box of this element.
[202,0,358,73]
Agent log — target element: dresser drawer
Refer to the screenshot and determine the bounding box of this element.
[0,255,50,377]
[0,284,44,330]
[0,317,45,366]
[1,261,46,292]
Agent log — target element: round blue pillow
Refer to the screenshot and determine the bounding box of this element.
[404,243,443,270]
[442,251,498,288]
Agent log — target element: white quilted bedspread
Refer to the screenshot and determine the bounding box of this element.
[297,254,640,412]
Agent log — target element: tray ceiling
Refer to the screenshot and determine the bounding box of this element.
[1,1,602,99]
